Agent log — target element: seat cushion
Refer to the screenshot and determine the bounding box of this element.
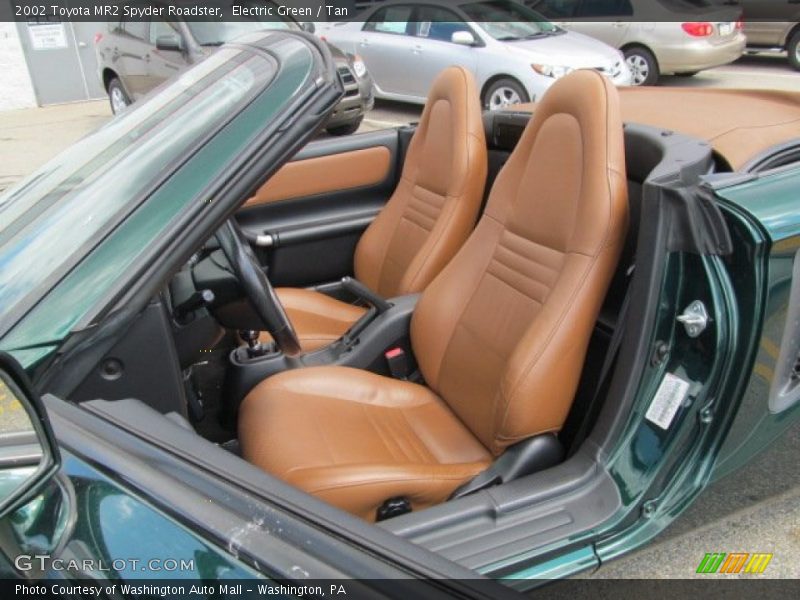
[258,288,367,352]
[239,366,491,521]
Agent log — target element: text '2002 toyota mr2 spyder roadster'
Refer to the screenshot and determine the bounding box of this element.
[0,29,799,595]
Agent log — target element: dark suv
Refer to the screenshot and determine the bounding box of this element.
[733,0,800,70]
[95,9,374,135]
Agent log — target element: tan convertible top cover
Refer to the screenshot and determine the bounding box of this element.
[515,87,800,170]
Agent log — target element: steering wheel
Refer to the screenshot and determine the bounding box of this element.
[216,219,302,357]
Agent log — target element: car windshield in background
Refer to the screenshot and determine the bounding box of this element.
[460,0,561,40]
[187,20,296,46]
[0,48,276,321]
[659,0,715,9]
[185,0,299,46]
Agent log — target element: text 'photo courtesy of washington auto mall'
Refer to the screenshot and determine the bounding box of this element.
[0,0,799,599]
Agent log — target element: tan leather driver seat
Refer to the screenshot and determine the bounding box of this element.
[240,70,628,521]
[261,66,488,351]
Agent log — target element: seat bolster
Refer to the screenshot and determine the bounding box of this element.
[286,463,489,521]
[257,288,366,351]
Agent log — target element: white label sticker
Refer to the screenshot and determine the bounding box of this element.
[645,373,690,430]
[28,23,67,50]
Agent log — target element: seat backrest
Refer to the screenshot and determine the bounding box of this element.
[410,70,628,456]
[354,66,487,297]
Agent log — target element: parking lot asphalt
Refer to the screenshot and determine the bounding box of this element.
[584,423,799,579]
[0,99,111,193]
[0,55,798,578]
[0,379,34,435]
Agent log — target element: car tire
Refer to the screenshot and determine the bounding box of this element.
[675,71,699,77]
[788,30,800,71]
[326,116,363,136]
[624,47,660,86]
[483,78,529,111]
[108,78,131,114]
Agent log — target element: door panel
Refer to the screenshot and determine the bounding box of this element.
[246,146,392,207]
[147,20,189,88]
[564,20,630,48]
[740,0,798,47]
[358,31,416,96]
[409,9,480,98]
[235,128,404,288]
[713,169,800,476]
[406,39,479,97]
[560,0,634,47]
[113,20,152,98]
[358,5,417,96]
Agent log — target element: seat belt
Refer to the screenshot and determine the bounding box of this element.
[569,267,634,455]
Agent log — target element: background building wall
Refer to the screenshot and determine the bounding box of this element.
[0,23,37,110]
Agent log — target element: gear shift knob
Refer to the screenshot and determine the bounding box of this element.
[240,330,258,346]
[240,330,260,352]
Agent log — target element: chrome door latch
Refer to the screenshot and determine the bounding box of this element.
[677,300,710,338]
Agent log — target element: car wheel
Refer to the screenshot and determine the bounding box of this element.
[108,78,131,115]
[326,116,363,136]
[624,47,660,86]
[788,30,800,71]
[675,71,699,77]
[483,78,529,111]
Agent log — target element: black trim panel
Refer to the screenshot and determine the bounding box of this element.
[236,128,405,287]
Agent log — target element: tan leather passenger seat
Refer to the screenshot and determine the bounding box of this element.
[240,70,628,521]
[261,66,488,351]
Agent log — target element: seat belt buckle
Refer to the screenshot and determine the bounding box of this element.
[384,347,410,380]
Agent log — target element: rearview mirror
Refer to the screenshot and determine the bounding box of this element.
[156,34,182,52]
[451,30,476,46]
[0,353,59,518]
[301,22,315,34]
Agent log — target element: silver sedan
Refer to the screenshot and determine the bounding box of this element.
[527,0,746,85]
[317,0,631,110]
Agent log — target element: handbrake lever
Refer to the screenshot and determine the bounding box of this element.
[340,276,392,314]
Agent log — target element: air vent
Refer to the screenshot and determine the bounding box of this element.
[791,353,800,385]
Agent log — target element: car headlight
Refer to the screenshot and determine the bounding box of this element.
[532,64,573,79]
[352,56,367,79]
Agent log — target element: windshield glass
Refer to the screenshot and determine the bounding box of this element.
[187,1,298,45]
[0,48,276,321]
[460,0,561,40]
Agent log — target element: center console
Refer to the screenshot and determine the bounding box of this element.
[222,292,421,414]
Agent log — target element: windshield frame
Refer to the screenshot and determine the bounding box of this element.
[459,0,562,41]
[0,46,279,339]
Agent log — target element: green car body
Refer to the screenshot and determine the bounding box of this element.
[0,29,798,594]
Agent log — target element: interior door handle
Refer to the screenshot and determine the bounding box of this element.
[144,54,150,63]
